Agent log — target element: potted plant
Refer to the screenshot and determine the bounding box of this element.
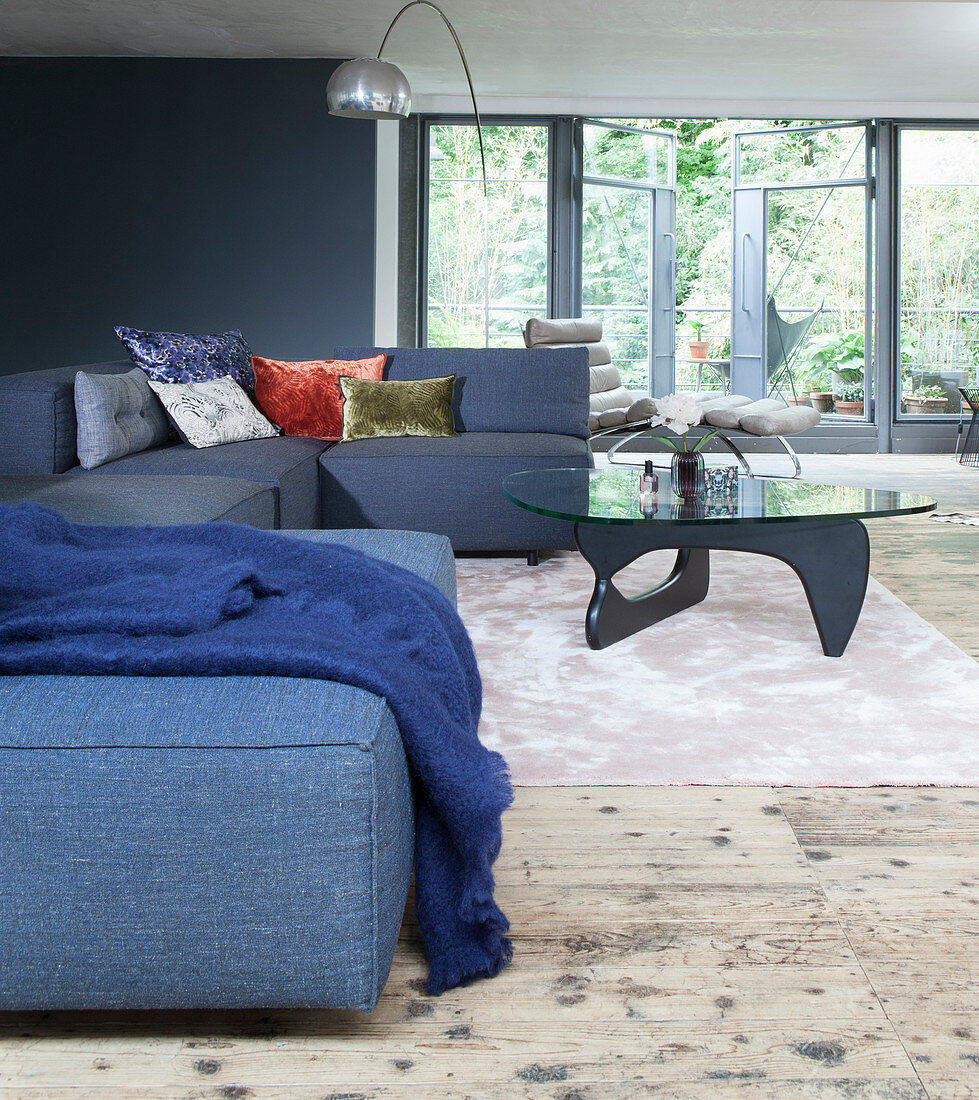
[801,366,836,413]
[834,381,865,416]
[784,389,811,407]
[797,330,866,414]
[904,384,949,415]
[687,318,710,360]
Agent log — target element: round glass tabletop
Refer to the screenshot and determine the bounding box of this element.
[503,467,937,526]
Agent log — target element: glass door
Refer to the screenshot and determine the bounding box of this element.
[897,126,979,420]
[731,122,873,416]
[580,121,676,396]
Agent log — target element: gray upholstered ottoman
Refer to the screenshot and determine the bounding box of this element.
[0,528,455,1010]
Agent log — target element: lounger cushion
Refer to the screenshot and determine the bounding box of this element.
[738,406,821,437]
[589,364,622,394]
[696,394,752,416]
[541,342,612,367]
[626,397,658,422]
[524,318,603,346]
[591,386,636,415]
[705,398,788,430]
[595,409,630,428]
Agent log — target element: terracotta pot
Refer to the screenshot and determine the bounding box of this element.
[786,394,812,407]
[809,391,836,414]
[688,341,710,360]
[904,396,949,415]
[834,400,864,416]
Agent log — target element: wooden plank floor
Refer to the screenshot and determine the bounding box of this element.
[1,455,977,1100]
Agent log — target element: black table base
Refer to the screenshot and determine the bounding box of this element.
[574,517,870,657]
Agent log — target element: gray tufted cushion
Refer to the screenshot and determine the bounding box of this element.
[74,368,170,470]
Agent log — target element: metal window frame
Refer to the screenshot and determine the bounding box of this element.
[418,115,560,348]
[582,119,677,189]
[734,120,869,188]
[578,121,678,395]
[892,119,979,431]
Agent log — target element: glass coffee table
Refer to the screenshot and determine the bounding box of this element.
[503,468,936,657]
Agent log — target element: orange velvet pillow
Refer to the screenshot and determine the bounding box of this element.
[251,354,386,441]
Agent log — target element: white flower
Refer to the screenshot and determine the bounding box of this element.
[648,392,703,437]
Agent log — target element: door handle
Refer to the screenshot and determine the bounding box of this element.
[664,232,677,307]
[740,233,751,313]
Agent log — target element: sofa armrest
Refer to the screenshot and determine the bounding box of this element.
[0,360,132,474]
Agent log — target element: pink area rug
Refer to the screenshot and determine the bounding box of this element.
[456,551,979,786]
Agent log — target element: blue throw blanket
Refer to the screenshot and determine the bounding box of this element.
[0,503,513,995]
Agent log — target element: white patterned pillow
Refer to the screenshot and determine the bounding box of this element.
[147,375,279,449]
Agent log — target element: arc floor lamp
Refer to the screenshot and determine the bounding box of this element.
[325,0,487,195]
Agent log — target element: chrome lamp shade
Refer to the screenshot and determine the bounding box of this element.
[326,58,412,120]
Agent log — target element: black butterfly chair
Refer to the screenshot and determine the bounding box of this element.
[957,388,979,466]
[766,296,823,402]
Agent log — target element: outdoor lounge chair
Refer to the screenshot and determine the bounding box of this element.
[524,313,821,479]
[766,295,823,402]
[598,392,821,479]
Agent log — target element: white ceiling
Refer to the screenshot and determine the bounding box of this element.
[3,0,979,117]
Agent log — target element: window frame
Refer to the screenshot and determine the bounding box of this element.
[418,115,561,349]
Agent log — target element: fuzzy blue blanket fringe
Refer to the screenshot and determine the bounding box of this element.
[0,503,513,995]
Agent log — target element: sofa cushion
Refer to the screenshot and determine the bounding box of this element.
[65,435,327,529]
[339,374,457,442]
[738,405,822,437]
[542,341,613,367]
[0,474,276,529]
[0,525,454,1010]
[74,368,170,470]
[292,528,457,605]
[252,354,387,442]
[148,376,279,448]
[115,326,254,390]
[319,431,592,551]
[336,346,590,440]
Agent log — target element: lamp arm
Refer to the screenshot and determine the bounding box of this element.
[377,0,487,194]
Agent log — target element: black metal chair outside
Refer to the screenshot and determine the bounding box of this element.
[766,296,824,402]
[958,388,979,466]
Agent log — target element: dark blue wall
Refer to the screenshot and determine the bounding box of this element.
[0,58,376,375]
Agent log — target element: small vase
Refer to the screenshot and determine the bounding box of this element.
[671,451,705,498]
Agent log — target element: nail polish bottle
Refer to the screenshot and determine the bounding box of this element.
[639,459,658,516]
[640,460,658,496]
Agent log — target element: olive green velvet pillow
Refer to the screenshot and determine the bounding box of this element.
[338,374,458,442]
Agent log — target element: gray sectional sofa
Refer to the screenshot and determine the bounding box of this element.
[0,345,593,549]
[0,344,589,1011]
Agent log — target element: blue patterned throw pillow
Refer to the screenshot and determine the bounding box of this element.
[115,326,254,390]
